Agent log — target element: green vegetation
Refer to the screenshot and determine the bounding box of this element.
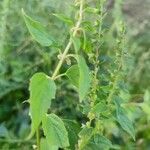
[0,0,150,149]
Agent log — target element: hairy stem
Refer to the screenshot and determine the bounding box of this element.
[52,0,84,80]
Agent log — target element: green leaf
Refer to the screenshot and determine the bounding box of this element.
[79,127,93,139]
[82,102,91,115]
[66,65,79,88]
[77,56,91,102]
[40,138,58,150]
[22,9,54,46]
[53,13,73,25]
[78,127,94,150]
[85,7,99,14]
[63,119,80,150]
[84,134,113,150]
[141,103,150,118]
[29,73,56,134]
[115,100,135,140]
[83,39,92,54]
[81,31,92,54]
[42,114,69,148]
[72,36,81,53]
[91,102,108,115]
[66,56,91,101]
[82,30,87,51]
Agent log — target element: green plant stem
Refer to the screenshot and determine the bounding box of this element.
[52,40,72,79]
[52,0,84,80]
[36,126,40,150]
[54,73,66,80]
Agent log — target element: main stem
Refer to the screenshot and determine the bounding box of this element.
[52,0,84,80]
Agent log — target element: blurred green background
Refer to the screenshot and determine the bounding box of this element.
[0,0,150,149]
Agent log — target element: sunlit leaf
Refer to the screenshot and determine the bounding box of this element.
[22,9,54,46]
[29,73,56,134]
[77,56,91,102]
[42,114,69,148]
[91,102,108,115]
[72,36,81,53]
[66,56,91,101]
[85,7,99,14]
[79,127,93,138]
[53,13,73,25]
[66,65,79,88]
[40,138,58,150]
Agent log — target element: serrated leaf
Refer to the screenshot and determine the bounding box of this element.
[79,127,93,138]
[63,119,80,150]
[42,114,69,148]
[66,65,79,88]
[84,134,113,150]
[29,73,56,134]
[91,102,108,115]
[77,56,91,102]
[113,96,123,105]
[53,13,73,25]
[114,100,135,140]
[72,36,81,53]
[22,9,54,46]
[82,102,91,115]
[40,138,58,150]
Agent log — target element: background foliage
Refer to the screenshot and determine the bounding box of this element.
[0,0,150,149]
